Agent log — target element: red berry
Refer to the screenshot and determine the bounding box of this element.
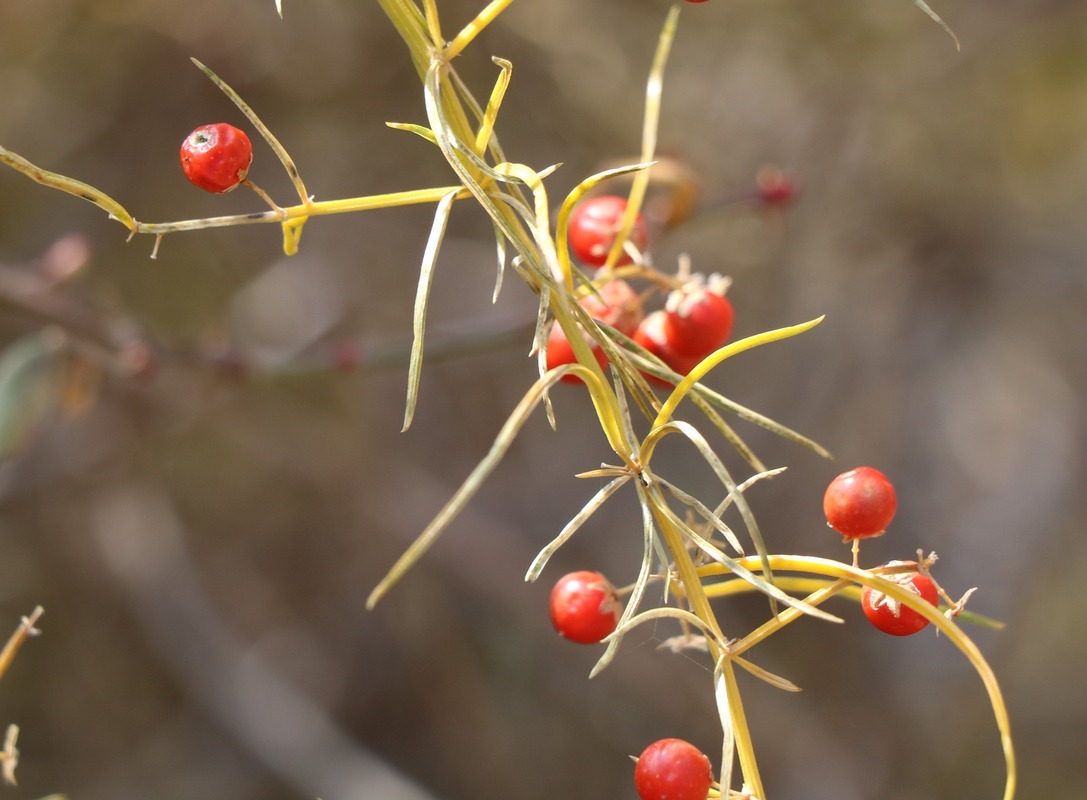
[633,311,704,386]
[579,279,643,337]
[546,280,644,384]
[634,738,714,800]
[756,167,798,207]
[663,276,734,357]
[861,569,939,636]
[545,321,608,384]
[180,123,253,193]
[549,571,620,644]
[568,196,648,268]
[823,466,897,540]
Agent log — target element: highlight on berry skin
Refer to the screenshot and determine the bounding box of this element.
[822,465,897,540]
[634,738,714,800]
[179,122,253,193]
[861,568,939,636]
[567,195,649,268]
[548,570,620,644]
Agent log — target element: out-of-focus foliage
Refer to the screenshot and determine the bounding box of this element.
[0,1,1084,799]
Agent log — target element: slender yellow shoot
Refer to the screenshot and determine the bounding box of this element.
[713,664,736,800]
[689,392,766,472]
[476,58,513,155]
[654,317,824,429]
[376,0,433,80]
[604,4,680,270]
[605,606,730,652]
[652,495,840,624]
[493,162,560,273]
[732,655,802,692]
[913,0,960,50]
[525,476,630,582]
[403,189,459,431]
[422,0,444,49]
[369,368,577,609]
[720,658,766,800]
[555,161,655,291]
[702,574,1005,629]
[0,606,43,683]
[191,58,310,206]
[702,554,1016,800]
[691,380,832,459]
[122,185,466,239]
[443,0,518,62]
[0,145,136,231]
[656,478,742,554]
[387,122,439,144]
[591,486,658,677]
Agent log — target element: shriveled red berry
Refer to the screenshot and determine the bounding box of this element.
[861,569,939,636]
[663,275,734,357]
[568,196,648,268]
[633,310,704,386]
[180,123,253,193]
[634,738,713,800]
[549,571,620,644]
[823,466,897,540]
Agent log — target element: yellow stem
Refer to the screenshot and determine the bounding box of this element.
[131,186,467,235]
[443,0,518,61]
[653,317,824,429]
[720,658,766,800]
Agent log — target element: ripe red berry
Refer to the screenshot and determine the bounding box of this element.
[663,276,734,357]
[548,570,620,644]
[861,570,939,636]
[578,279,643,337]
[823,466,897,540]
[546,280,643,384]
[568,196,649,268]
[634,738,714,800]
[633,310,704,386]
[180,123,253,193]
[545,321,608,384]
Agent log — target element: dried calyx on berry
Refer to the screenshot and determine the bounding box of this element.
[663,272,734,357]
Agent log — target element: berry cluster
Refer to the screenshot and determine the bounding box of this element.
[822,466,953,635]
[543,465,962,797]
[547,195,736,387]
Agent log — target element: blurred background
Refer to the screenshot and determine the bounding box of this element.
[0,0,1084,799]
